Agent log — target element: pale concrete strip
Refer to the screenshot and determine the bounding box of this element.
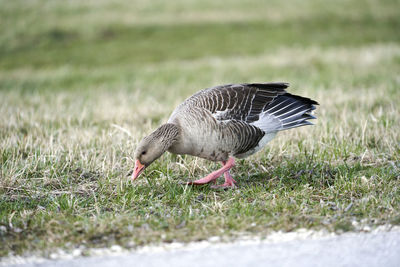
[4,230,400,267]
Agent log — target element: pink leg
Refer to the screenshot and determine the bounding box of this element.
[211,168,237,188]
[186,157,235,186]
[221,160,237,185]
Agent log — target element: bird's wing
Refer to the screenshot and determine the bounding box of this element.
[186,83,288,123]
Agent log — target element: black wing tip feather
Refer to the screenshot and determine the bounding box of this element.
[264,92,318,131]
[246,82,289,90]
[283,93,319,106]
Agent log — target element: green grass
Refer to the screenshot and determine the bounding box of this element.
[1,0,400,258]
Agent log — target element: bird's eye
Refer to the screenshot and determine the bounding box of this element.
[141,151,147,155]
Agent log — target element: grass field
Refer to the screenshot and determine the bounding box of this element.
[1,0,399,257]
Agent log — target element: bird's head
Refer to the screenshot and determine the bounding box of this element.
[132,123,180,181]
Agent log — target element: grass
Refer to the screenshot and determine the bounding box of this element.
[1,0,400,258]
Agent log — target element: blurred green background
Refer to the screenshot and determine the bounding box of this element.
[1,0,399,96]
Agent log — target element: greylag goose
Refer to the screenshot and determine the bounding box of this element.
[133,83,318,188]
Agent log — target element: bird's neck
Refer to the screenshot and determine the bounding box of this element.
[154,123,181,150]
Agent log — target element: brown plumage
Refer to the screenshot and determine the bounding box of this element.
[133,82,318,188]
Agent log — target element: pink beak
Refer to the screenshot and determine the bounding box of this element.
[132,159,145,181]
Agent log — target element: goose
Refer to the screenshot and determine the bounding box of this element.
[133,82,318,188]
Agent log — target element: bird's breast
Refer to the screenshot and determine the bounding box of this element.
[167,111,232,161]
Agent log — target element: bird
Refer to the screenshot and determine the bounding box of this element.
[132,82,318,188]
